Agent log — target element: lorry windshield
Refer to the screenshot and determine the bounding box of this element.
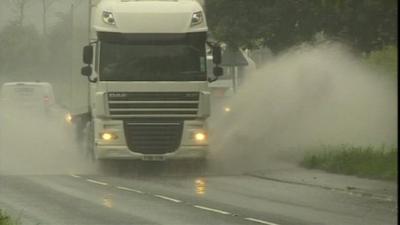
[99,33,207,82]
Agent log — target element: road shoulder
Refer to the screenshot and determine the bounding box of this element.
[247,165,397,202]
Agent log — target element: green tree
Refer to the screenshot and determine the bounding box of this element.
[206,0,397,53]
[0,22,45,76]
[364,45,398,76]
[9,0,31,26]
[45,11,72,65]
[206,0,274,49]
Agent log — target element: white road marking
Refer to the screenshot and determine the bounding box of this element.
[370,195,394,201]
[193,205,231,215]
[86,179,108,186]
[70,174,81,178]
[154,194,182,203]
[116,186,144,194]
[245,217,280,225]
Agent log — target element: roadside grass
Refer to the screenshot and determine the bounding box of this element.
[0,210,19,225]
[363,45,398,77]
[301,145,398,181]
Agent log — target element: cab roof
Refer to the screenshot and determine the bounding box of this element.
[93,0,207,34]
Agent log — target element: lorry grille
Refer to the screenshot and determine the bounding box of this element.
[108,92,199,119]
[123,121,183,154]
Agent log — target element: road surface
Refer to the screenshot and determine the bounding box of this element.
[0,166,396,225]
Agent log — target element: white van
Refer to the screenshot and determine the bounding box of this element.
[0,82,56,115]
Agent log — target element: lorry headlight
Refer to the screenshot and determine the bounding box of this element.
[191,11,203,27]
[101,132,118,141]
[194,132,207,142]
[224,106,231,113]
[102,11,116,25]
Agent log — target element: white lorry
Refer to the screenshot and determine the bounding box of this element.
[69,0,222,162]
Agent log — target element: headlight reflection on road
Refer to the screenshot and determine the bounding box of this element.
[103,194,114,208]
[195,178,206,195]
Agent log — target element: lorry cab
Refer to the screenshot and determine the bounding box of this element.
[71,0,223,161]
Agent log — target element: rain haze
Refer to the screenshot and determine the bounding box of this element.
[0,1,397,225]
[209,42,397,173]
[0,0,74,30]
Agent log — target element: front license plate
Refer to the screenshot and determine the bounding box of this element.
[142,155,166,161]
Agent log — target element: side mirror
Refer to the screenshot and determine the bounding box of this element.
[83,45,93,65]
[81,66,92,77]
[213,66,223,77]
[212,46,222,65]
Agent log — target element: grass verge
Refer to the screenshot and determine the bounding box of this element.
[0,210,19,225]
[301,145,397,181]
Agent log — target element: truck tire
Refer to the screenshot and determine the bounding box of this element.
[82,121,95,162]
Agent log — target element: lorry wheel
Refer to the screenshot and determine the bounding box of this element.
[83,122,95,162]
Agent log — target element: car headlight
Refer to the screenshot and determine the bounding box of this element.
[102,11,116,25]
[191,11,203,27]
[65,113,73,124]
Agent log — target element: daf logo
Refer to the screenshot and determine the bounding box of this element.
[109,93,127,98]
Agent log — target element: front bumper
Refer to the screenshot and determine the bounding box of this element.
[95,144,208,160]
[93,119,209,161]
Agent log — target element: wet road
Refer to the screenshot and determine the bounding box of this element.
[0,168,396,225]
